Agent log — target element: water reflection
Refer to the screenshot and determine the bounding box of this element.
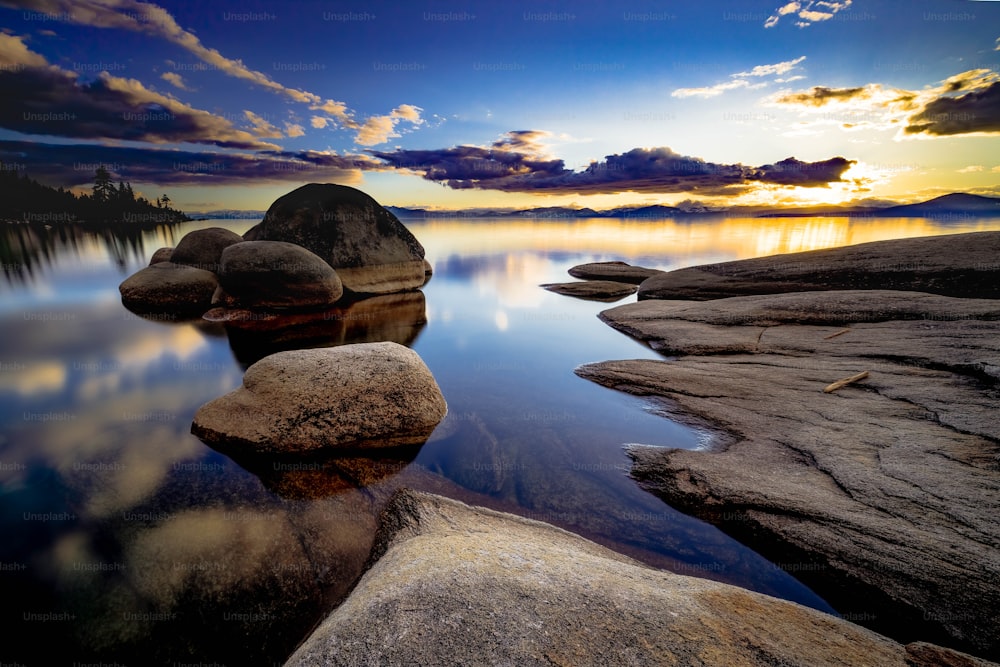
[207,290,428,368]
[5,215,1000,663]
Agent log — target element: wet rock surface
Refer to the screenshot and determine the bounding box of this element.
[568,260,663,284]
[637,230,1000,300]
[285,490,996,667]
[540,279,638,301]
[118,261,218,314]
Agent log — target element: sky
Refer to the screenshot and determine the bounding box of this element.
[0,0,998,212]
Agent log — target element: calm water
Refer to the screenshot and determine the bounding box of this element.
[2,215,998,663]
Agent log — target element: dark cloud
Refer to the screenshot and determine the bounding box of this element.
[773,86,868,107]
[0,140,380,187]
[0,33,276,149]
[369,143,855,195]
[904,81,1000,136]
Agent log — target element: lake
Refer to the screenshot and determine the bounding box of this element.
[2,214,998,663]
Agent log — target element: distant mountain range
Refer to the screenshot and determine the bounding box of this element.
[188,193,1000,221]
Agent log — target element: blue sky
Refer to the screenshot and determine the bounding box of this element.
[0,0,998,211]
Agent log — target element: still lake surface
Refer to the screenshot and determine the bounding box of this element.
[2,214,998,663]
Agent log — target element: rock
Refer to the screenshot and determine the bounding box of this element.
[119,261,218,315]
[244,184,426,295]
[148,246,173,265]
[212,240,343,310]
[638,230,1000,300]
[191,342,447,454]
[577,289,1000,658]
[284,489,978,667]
[168,226,244,272]
[541,280,637,301]
[568,260,663,284]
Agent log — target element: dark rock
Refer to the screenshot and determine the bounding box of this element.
[638,230,1000,300]
[119,262,218,315]
[541,280,637,301]
[168,227,244,272]
[244,184,426,295]
[212,240,343,310]
[568,261,663,284]
[148,247,173,265]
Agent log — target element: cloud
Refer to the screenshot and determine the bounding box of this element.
[284,122,305,138]
[904,75,1000,137]
[773,86,870,107]
[770,69,1000,137]
[673,56,805,98]
[368,131,854,195]
[243,110,282,138]
[765,0,852,28]
[0,34,278,149]
[310,116,329,129]
[2,0,423,145]
[957,165,984,173]
[159,71,189,90]
[0,139,385,187]
[353,105,425,146]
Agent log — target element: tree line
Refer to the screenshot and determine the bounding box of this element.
[0,164,189,226]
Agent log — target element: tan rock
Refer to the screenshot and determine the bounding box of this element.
[191,342,447,454]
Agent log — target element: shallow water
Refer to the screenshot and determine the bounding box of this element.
[2,214,998,663]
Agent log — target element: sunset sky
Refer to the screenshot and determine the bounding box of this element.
[0,0,998,212]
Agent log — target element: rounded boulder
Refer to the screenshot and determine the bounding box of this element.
[191,342,447,454]
[119,262,219,315]
[243,184,426,295]
[213,240,343,310]
[170,227,244,272]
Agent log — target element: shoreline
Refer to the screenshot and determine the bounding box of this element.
[576,231,1000,660]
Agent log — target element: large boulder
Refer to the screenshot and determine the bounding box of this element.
[638,230,1000,300]
[191,342,447,454]
[168,226,244,272]
[212,240,343,310]
[244,184,426,295]
[148,246,173,265]
[119,261,218,315]
[285,490,995,667]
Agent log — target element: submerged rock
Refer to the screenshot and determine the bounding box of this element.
[119,261,218,315]
[191,342,447,454]
[244,184,427,295]
[213,240,343,310]
[638,230,1000,300]
[285,489,991,667]
[568,260,663,284]
[168,226,244,273]
[541,280,637,301]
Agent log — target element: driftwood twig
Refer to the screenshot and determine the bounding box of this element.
[823,328,851,340]
[823,371,870,393]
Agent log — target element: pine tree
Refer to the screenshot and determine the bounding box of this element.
[92,167,114,204]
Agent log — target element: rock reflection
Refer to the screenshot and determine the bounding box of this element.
[220,445,423,500]
[208,290,428,367]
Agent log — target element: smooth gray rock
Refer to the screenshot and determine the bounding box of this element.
[213,240,343,310]
[638,231,1000,300]
[568,260,663,284]
[168,226,244,272]
[244,184,426,295]
[191,342,447,454]
[578,288,1000,658]
[541,280,638,301]
[285,489,994,667]
[118,261,218,315]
